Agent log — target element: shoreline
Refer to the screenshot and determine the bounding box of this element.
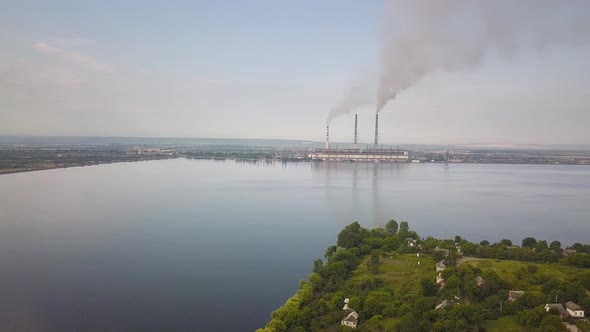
[3,157,590,176]
[0,157,178,176]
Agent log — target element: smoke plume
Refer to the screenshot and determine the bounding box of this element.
[376,0,590,112]
[326,79,372,124]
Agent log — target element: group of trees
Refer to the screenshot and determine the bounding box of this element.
[258,221,590,332]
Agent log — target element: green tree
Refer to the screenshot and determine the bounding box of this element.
[313,259,324,274]
[421,277,438,297]
[370,251,380,274]
[479,240,490,246]
[364,294,386,317]
[324,245,337,259]
[399,221,409,233]
[522,237,537,248]
[540,315,566,332]
[535,240,549,252]
[549,240,562,252]
[266,319,287,332]
[499,239,512,246]
[385,219,398,234]
[447,275,462,293]
[516,308,546,328]
[337,222,366,248]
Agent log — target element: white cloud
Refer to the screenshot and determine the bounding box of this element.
[32,42,114,73]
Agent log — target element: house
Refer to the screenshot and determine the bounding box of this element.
[435,246,450,256]
[507,245,521,250]
[435,300,449,310]
[475,276,484,287]
[545,303,569,320]
[566,301,585,318]
[341,311,359,328]
[436,273,445,284]
[436,260,447,272]
[406,238,417,247]
[508,291,525,302]
[343,298,351,311]
[563,249,577,257]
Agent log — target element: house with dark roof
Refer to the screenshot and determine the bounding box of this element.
[545,303,569,320]
[566,301,585,318]
[341,311,358,328]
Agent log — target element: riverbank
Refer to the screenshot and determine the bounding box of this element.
[258,221,590,331]
[0,147,179,175]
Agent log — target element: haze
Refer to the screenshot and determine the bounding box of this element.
[1,0,590,145]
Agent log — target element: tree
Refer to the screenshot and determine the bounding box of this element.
[499,239,512,246]
[432,250,446,262]
[348,297,361,311]
[421,277,438,297]
[324,245,337,259]
[399,221,409,233]
[266,319,287,332]
[337,222,366,248]
[516,308,545,328]
[313,259,324,274]
[447,275,462,293]
[454,235,462,243]
[540,315,566,332]
[550,240,562,252]
[385,219,398,234]
[370,251,380,274]
[522,237,537,248]
[535,240,549,252]
[364,294,386,317]
[480,240,490,246]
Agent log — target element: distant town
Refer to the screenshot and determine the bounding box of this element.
[1,136,590,175]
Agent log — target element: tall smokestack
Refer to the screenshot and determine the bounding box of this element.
[374,113,379,149]
[326,125,330,149]
[354,114,358,148]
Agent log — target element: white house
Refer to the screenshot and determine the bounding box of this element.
[475,276,484,287]
[436,260,447,272]
[566,301,585,318]
[341,311,358,328]
[508,291,525,302]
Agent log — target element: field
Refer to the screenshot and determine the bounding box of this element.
[480,316,522,332]
[462,258,589,292]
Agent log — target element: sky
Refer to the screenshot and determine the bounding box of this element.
[1,0,589,145]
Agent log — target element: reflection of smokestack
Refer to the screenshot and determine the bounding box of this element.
[374,113,379,149]
[354,114,358,148]
[326,125,330,149]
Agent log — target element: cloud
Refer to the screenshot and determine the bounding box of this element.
[32,42,114,73]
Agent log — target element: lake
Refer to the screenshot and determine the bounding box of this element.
[0,159,589,331]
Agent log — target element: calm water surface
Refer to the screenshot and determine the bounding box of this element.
[0,159,589,331]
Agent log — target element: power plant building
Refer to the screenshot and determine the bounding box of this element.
[311,113,408,162]
[309,148,409,162]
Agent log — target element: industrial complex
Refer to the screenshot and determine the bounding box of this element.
[309,113,409,162]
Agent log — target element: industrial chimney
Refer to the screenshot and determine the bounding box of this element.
[354,114,358,148]
[374,113,379,149]
[326,125,330,150]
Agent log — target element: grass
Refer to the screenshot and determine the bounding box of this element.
[463,258,588,290]
[480,316,522,332]
[574,319,590,332]
[350,253,436,297]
